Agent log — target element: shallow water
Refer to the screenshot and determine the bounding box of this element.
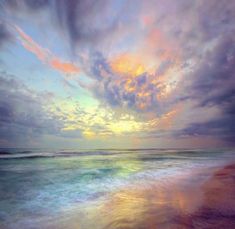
[0,148,234,229]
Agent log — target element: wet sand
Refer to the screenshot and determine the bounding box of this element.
[2,162,235,229]
[88,163,235,229]
[135,163,235,229]
[178,163,235,229]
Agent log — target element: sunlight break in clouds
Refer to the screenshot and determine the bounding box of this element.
[0,0,234,148]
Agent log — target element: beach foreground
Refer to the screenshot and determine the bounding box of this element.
[0,149,235,229]
[48,163,235,229]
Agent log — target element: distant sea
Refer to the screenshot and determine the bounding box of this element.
[0,148,235,229]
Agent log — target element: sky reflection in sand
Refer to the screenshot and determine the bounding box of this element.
[49,165,233,229]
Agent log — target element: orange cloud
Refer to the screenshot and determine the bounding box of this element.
[14,25,79,74]
[15,25,48,62]
[110,54,146,78]
[107,26,181,110]
[147,104,183,130]
[50,58,80,74]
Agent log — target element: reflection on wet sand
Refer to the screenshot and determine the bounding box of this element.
[2,160,235,229]
[61,163,235,229]
[95,179,203,229]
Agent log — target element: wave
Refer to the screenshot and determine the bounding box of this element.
[0,148,234,160]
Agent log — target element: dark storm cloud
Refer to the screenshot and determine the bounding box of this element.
[0,72,63,146]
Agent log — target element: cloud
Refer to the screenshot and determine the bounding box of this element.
[2,0,142,51]
[178,114,235,144]
[0,22,13,47]
[84,51,181,116]
[0,72,64,146]
[50,58,80,74]
[23,0,50,10]
[176,34,235,143]
[2,0,51,12]
[0,0,235,146]
[14,25,80,74]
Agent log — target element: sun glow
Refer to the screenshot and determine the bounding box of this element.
[110,54,146,77]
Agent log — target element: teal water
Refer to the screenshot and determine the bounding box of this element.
[0,148,234,229]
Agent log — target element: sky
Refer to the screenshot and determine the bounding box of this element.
[0,0,234,149]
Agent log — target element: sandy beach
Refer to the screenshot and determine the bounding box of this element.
[130,163,235,229]
[45,162,235,229]
[86,163,235,229]
[179,163,235,229]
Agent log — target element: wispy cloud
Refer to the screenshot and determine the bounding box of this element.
[14,25,80,74]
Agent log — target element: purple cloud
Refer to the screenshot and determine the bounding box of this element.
[0,72,63,146]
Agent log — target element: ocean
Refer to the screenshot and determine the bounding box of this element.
[0,148,235,229]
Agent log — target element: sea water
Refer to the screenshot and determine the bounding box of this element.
[0,148,234,229]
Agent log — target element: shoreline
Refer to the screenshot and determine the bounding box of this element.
[86,162,235,229]
[1,161,235,229]
[179,163,235,228]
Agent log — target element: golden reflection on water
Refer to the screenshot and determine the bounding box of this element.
[39,158,221,229]
[39,164,235,229]
[43,164,235,229]
[75,179,203,229]
[102,186,201,228]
